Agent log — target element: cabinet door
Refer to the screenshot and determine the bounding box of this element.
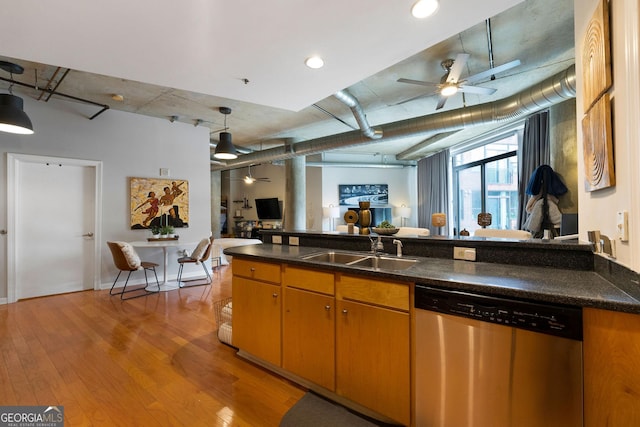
[336,299,410,426]
[232,276,281,366]
[584,307,640,427]
[283,287,335,390]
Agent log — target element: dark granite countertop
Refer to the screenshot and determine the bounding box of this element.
[224,243,640,314]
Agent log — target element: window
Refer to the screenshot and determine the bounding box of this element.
[452,127,522,234]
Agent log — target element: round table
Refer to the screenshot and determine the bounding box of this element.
[129,240,194,291]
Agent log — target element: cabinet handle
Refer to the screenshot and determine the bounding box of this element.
[272,293,278,298]
[342,309,348,314]
[250,267,256,272]
[325,305,331,311]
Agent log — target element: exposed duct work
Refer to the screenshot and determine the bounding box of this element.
[333,89,383,140]
[212,65,576,171]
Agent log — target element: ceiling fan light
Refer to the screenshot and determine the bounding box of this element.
[441,84,458,97]
[214,132,238,160]
[411,0,439,18]
[244,175,256,184]
[0,94,34,135]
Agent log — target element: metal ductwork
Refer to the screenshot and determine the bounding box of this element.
[333,89,383,140]
[212,65,576,171]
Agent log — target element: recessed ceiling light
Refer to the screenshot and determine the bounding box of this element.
[411,0,439,18]
[111,94,124,102]
[305,56,324,69]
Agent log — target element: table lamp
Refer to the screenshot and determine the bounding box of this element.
[432,213,446,235]
[398,204,411,227]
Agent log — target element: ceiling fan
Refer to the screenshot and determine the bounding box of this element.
[397,53,521,110]
[233,165,271,184]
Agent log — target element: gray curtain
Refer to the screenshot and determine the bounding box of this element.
[518,111,550,229]
[418,149,449,235]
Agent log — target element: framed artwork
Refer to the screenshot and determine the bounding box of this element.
[582,94,614,191]
[130,177,189,229]
[339,184,388,206]
[582,0,612,112]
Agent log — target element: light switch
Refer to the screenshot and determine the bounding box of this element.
[617,211,629,242]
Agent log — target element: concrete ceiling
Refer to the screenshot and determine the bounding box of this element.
[0,0,574,168]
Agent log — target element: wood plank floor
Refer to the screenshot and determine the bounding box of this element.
[0,262,305,426]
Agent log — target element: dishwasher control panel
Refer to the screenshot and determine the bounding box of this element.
[415,284,582,341]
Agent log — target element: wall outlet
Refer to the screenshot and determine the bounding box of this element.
[464,248,477,261]
[272,235,282,244]
[289,236,300,246]
[617,210,629,242]
[453,246,475,261]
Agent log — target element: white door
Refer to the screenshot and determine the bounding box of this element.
[8,154,102,302]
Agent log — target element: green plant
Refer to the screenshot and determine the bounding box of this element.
[160,225,174,235]
[150,225,161,235]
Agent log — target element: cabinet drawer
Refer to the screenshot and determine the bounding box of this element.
[233,258,281,283]
[283,265,334,295]
[337,274,409,311]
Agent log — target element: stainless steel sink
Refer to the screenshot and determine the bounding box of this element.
[302,251,368,264]
[350,256,417,271]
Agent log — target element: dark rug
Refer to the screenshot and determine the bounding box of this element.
[280,392,401,427]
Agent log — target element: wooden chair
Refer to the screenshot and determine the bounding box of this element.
[107,241,160,300]
[176,237,214,288]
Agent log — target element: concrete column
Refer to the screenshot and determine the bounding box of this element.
[284,156,306,230]
[211,169,222,238]
[549,99,578,213]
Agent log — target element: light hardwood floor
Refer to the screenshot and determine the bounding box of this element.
[0,262,305,426]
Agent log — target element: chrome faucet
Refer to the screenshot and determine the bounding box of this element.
[393,239,403,257]
[369,235,384,254]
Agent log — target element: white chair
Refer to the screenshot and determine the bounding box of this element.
[473,229,532,239]
[336,224,359,233]
[395,227,430,237]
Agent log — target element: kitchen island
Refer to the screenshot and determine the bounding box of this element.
[226,234,640,427]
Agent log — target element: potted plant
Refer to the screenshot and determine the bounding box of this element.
[150,225,161,239]
[160,225,174,238]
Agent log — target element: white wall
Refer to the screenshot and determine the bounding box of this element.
[0,96,211,298]
[321,166,417,230]
[575,0,640,271]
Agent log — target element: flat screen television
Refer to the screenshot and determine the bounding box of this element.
[255,197,282,220]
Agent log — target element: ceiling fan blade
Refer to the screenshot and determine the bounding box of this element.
[446,53,470,83]
[435,95,448,110]
[465,59,521,85]
[458,85,497,95]
[397,78,440,88]
[391,91,438,106]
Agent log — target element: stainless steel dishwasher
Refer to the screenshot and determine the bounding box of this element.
[414,284,583,427]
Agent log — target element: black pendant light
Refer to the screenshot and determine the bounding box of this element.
[214,106,237,160]
[0,61,34,135]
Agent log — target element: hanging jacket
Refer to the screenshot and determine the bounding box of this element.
[525,165,568,196]
[523,194,562,232]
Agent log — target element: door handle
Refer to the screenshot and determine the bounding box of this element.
[83,232,94,237]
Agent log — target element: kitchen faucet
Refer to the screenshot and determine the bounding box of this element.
[393,239,403,257]
[369,235,384,255]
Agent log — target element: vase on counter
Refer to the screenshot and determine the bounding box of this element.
[358,201,371,235]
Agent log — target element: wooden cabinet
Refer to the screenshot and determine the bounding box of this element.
[282,266,335,390]
[232,260,281,366]
[232,260,411,426]
[584,307,640,427]
[336,274,411,426]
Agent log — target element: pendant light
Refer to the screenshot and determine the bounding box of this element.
[214,106,237,160]
[0,61,34,135]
